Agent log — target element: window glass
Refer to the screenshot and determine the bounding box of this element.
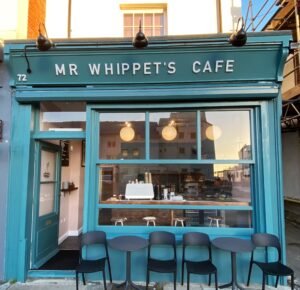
[150,112,197,159]
[123,12,165,37]
[40,102,86,131]
[98,208,252,228]
[201,111,251,160]
[98,164,251,204]
[99,113,145,160]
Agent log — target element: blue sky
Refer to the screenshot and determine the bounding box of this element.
[242,0,279,31]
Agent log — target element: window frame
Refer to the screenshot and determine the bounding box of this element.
[95,105,255,229]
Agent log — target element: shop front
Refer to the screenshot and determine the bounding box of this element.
[4,32,291,283]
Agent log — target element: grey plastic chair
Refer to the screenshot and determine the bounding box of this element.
[247,233,294,290]
[182,232,218,290]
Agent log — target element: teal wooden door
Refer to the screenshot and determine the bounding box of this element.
[31,141,61,269]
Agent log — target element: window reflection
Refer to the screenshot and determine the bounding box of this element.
[99,113,145,159]
[150,112,197,159]
[201,111,251,160]
[99,164,251,204]
[40,102,86,131]
[98,208,252,228]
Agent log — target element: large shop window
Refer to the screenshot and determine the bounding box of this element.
[97,110,253,228]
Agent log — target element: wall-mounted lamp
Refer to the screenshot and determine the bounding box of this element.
[120,122,135,142]
[36,23,53,51]
[133,20,148,49]
[162,120,177,141]
[205,125,222,141]
[0,120,3,142]
[229,17,247,47]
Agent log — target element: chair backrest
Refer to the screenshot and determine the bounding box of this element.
[182,232,211,261]
[80,231,108,259]
[252,233,281,262]
[148,231,176,260]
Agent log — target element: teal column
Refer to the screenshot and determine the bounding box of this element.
[5,98,33,281]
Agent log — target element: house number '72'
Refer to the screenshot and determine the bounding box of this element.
[17,74,27,82]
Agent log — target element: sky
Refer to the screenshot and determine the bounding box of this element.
[242,0,280,31]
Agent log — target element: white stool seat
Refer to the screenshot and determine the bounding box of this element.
[143,216,156,226]
[173,217,186,227]
[208,216,222,227]
[111,217,127,226]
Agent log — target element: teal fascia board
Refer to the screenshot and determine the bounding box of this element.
[4,31,291,89]
[14,83,279,102]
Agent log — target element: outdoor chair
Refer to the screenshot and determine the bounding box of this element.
[146,231,177,290]
[181,232,218,290]
[75,231,112,290]
[247,233,294,290]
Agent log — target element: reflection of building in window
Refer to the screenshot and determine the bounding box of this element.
[121,5,167,37]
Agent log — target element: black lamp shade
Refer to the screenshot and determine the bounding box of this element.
[133,21,148,48]
[36,32,53,51]
[229,17,247,47]
[229,28,247,47]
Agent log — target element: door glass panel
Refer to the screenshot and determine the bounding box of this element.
[40,150,56,182]
[39,149,57,216]
[150,112,197,159]
[99,113,145,159]
[39,183,55,216]
[201,111,251,160]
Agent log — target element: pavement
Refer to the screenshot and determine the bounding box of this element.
[0,280,295,290]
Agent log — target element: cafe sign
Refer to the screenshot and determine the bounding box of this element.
[6,41,284,87]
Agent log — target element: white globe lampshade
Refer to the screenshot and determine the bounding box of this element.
[205,125,222,141]
[162,125,177,141]
[120,126,135,142]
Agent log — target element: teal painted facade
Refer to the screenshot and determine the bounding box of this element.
[3,31,291,284]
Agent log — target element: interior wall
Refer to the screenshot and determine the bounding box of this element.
[59,140,84,243]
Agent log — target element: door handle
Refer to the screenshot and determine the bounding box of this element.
[45,220,52,226]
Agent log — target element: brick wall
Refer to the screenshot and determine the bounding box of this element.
[27,0,46,39]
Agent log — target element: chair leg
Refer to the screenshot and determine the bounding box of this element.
[82,273,86,285]
[76,271,79,290]
[247,262,253,286]
[174,271,177,290]
[107,258,113,283]
[187,273,190,290]
[208,273,211,286]
[215,272,218,290]
[275,275,279,288]
[291,273,294,290]
[181,263,184,285]
[102,269,107,290]
[146,270,149,290]
[262,274,266,290]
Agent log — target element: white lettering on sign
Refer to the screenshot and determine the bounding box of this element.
[55,64,66,75]
[192,60,234,74]
[53,59,234,78]
[69,64,78,75]
[226,60,234,72]
[88,64,101,75]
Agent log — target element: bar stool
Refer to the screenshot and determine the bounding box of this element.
[208,216,222,227]
[173,217,186,227]
[111,217,127,226]
[143,216,156,226]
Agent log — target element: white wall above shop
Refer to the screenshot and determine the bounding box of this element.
[45,0,241,39]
